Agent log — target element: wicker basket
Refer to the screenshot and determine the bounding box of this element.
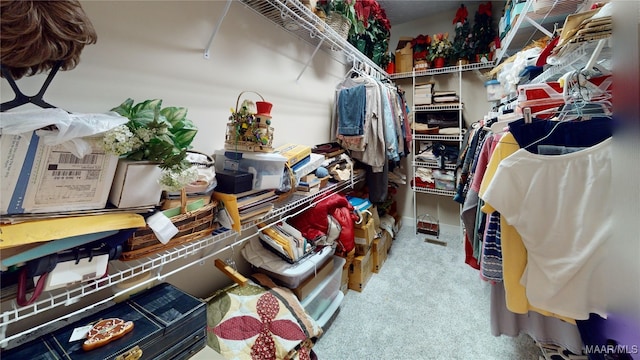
[225,91,274,153]
[120,189,218,261]
[417,213,439,237]
[325,13,351,41]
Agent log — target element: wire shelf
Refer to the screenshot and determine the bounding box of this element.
[414,134,463,142]
[413,186,457,197]
[390,61,497,80]
[0,171,367,346]
[496,0,587,63]
[413,160,457,171]
[415,103,463,112]
[0,228,236,346]
[240,0,389,79]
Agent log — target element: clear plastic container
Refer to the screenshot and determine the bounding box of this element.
[300,256,345,321]
[214,150,286,190]
[484,80,503,101]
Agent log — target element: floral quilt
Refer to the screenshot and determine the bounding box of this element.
[206,273,322,360]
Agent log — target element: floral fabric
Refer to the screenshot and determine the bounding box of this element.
[207,274,322,359]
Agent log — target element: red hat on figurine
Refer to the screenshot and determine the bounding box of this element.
[255,101,273,118]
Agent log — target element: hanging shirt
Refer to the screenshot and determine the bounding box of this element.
[337,84,366,136]
[482,137,612,320]
[480,132,575,324]
[334,76,385,172]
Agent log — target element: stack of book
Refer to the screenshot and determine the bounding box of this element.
[312,142,345,159]
[236,188,278,223]
[432,91,459,104]
[214,188,278,231]
[415,83,434,105]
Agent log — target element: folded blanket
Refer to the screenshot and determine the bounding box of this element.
[206,273,322,360]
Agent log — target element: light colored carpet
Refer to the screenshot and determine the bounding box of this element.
[313,223,544,360]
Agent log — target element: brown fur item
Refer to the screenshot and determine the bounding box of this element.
[1,0,97,79]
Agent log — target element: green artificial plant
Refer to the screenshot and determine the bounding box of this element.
[104,98,199,191]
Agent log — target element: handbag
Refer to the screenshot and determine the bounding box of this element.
[16,229,134,306]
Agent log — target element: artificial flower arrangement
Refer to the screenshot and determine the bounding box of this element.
[228,100,272,146]
[428,32,453,63]
[411,34,431,63]
[103,98,199,192]
[452,4,474,63]
[472,1,496,61]
[350,0,392,67]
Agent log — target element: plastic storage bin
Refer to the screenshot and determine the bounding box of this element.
[215,150,286,190]
[241,236,336,288]
[484,80,503,101]
[300,256,345,321]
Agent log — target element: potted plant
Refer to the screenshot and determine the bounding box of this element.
[349,0,392,68]
[451,4,474,65]
[103,98,199,206]
[428,33,453,68]
[471,2,496,63]
[411,34,431,70]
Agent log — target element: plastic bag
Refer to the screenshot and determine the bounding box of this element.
[0,108,128,157]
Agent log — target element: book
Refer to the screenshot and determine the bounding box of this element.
[237,194,279,213]
[312,142,345,159]
[236,189,277,208]
[433,90,457,97]
[0,213,146,249]
[239,202,273,222]
[273,143,312,167]
[433,95,460,103]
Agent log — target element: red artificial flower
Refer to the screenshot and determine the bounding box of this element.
[453,4,468,24]
[413,50,428,60]
[478,2,492,17]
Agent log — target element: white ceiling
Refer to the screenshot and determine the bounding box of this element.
[377,1,464,25]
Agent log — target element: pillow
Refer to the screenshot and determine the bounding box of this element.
[206,273,322,359]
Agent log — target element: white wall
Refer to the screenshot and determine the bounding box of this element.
[1,1,346,153]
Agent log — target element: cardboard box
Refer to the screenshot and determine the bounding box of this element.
[348,248,372,292]
[395,37,413,73]
[1,133,118,214]
[108,160,163,208]
[354,218,377,256]
[372,231,391,273]
[292,257,334,301]
[338,249,355,296]
[372,205,380,230]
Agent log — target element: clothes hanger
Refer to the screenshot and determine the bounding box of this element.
[0,61,62,112]
[523,93,612,151]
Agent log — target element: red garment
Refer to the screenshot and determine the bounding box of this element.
[289,194,357,254]
[464,230,480,270]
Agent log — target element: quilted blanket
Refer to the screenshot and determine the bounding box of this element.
[206,273,322,360]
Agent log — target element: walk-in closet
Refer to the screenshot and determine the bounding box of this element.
[1,1,638,359]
